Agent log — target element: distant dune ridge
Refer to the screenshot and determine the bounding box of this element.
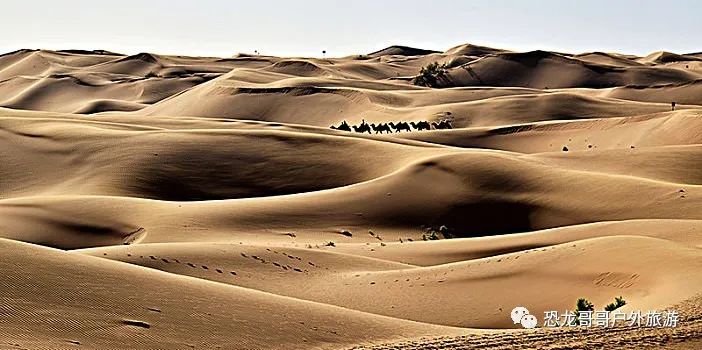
[0,43,701,349]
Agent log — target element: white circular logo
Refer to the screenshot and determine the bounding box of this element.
[511,306,530,324]
[520,314,538,329]
[511,306,538,328]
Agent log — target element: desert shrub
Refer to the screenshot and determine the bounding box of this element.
[421,225,455,240]
[576,298,595,312]
[567,297,596,326]
[412,62,448,88]
[422,231,440,241]
[604,296,626,312]
[438,225,455,239]
[325,241,336,247]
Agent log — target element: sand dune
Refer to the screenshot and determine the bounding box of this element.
[79,236,702,328]
[0,44,701,349]
[0,50,259,114]
[574,52,646,67]
[400,110,702,152]
[603,79,702,105]
[2,146,702,250]
[0,238,462,349]
[141,77,682,127]
[441,50,701,89]
[639,51,702,65]
[0,110,453,200]
[327,219,702,266]
[368,45,440,57]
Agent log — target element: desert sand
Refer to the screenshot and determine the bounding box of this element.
[0,44,701,349]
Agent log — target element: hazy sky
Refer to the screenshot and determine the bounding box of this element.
[1,0,700,57]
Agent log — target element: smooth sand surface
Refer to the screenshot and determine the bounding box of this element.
[1,44,701,349]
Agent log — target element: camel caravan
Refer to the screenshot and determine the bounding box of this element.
[330,119,452,134]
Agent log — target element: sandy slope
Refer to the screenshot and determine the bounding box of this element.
[350,295,702,349]
[0,43,701,349]
[79,236,702,329]
[0,238,462,350]
[0,50,262,114]
[399,110,702,152]
[3,146,702,248]
[440,50,701,89]
[0,110,452,200]
[326,219,702,265]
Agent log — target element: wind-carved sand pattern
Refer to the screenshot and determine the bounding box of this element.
[0,43,702,349]
[594,272,640,289]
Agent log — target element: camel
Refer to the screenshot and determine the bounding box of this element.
[352,122,371,134]
[330,120,352,132]
[333,119,434,133]
[431,120,453,130]
[410,121,431,131]
[389,122,411,133]
[371,123,392,134]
